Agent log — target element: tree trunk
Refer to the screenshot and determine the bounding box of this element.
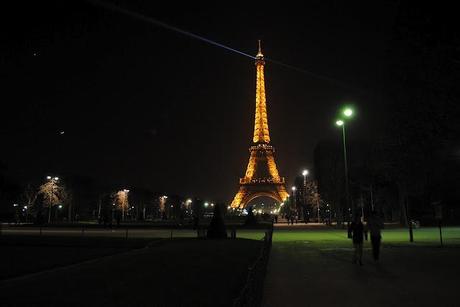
[68,202,72,222]
[398,182,408,227]
[398,181,414,242]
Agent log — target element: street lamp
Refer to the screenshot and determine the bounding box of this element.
[344,108,353,117]
[46,176,59,223]
[291,186,297,221]
[186,199,192,216]
[301,169,309,223]
[336,107,354,220]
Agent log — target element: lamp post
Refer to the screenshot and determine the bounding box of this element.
[302,169,309,223]
[291,186,297,222]
[46,176,59,223]
[336,107,354,220]
[186,199,192,216]
[316,193,320,223]
[326,203,331,225]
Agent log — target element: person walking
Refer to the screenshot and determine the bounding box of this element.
[350,215,364,266]
[367,211,384,261]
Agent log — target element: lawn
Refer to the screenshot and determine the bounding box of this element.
[271,226,460,247]
[0,238,263,307]
[0,236,155,280]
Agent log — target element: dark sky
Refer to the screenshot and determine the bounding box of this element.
[2,0,398,202]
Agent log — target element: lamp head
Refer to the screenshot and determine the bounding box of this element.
[343,108,353,117]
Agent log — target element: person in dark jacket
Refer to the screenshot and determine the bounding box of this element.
[367,211,384,261]
[350,215,364,265]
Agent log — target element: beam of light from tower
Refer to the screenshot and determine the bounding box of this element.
[88,0,256,60]
[89,0,366,94]
[265,58,366,94]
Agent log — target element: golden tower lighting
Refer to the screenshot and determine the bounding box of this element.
[230,41,289,209]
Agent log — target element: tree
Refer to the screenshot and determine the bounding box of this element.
[19,184,37,222]
[112,190,129,222]
[383,3,460,230]
[207,203,227,239]
[20,184,37,207]
[305,180,321,222]
[314,140,345,225]
[38,179,66,223]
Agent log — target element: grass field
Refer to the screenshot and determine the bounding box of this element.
[0,238,263,307]
[0,236,155,280]
[271,226,460,246]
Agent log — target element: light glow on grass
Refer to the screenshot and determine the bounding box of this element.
[271,227,460,247]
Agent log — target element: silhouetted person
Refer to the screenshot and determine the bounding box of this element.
[193,215,199,230]
[347,221,352,238]
[367,211,384,261]
[350,216,364,265]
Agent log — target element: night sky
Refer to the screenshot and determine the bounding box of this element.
[2,1,398,202]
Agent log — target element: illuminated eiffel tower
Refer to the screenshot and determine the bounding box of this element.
[230,41,289,209]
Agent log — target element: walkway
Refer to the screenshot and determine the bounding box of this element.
[261,228,460,307]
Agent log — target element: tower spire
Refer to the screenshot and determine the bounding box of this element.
[257,39,263,57]
[253,40,270,143]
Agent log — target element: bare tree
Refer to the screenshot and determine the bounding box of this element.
[20,184,38,222]
[39,179,66,223]
[112,190,129,221]
[306,180,322,222]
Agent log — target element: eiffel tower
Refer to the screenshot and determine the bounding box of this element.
[230,41,289,209]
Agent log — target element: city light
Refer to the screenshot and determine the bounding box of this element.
[302,169,309,176]
[343,107,353,117]
[336,120,344,126]
[204,202,209,208]
[291,186,296,191]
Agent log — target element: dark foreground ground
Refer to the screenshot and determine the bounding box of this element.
[262,227,460,307]
[0,236,262,307]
